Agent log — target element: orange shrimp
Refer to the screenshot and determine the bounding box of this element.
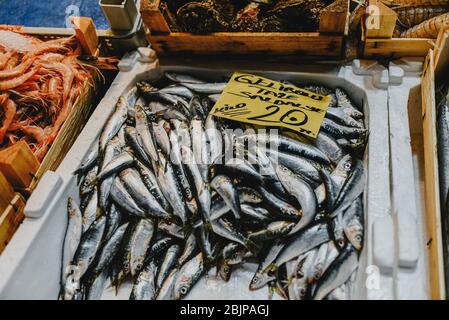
[39,61,74,104]
[0,98,17,144]
[0,54,35,78]
[15,125,46,144]
[0,51,14,70]
[0,67,38,90]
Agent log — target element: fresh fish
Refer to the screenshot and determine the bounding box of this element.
[165,72,206,84]
[86,268,109,300]
[249,240,286,291]
[241,204,272,223]
[135,105,159,162]
[330,160,365,218]
[130,259,158,300]
[256,185,302,221]
[144,237,175,263]
[104,204,122,241]
[154,153,190,226]
[61,198,83,287]
[152,119,171,156]
[130,219,155,277]
[173,253,205,300]
[212,218,259,254]
[238,134,330,165]
[158,220,184,239]
[79,165,98,198]
[342,197,364,251]
[335,88,364,120]
[96,151,136,182]
[178,232,198,267]
[330,213,347,250]
[190,117,210,181]
[98,137,121,210]
[169,129,194,202]
[181,82,227,94]
[321,118,367,140]
[74,145,98,175]
[156,244,181,289]
[81,188,100,233]
[181,145,211,224]
[190,96,207,121]
[211,175,241,221]
[205,115,223,164]
[275,223,330,267]
[124,126,152,166]
[110,178,146,217]
[326,106,363,128]
[159,85,194,99]
[156,268,178,300]
[274,164,317,234]
[313,132,345,165]
[312,244,359,300]
[249,221,296,241]
[93,223,129,275]
[72,216,107,279]
[99,96,128,154]
[135,161,171,212]
[120,168,173,221]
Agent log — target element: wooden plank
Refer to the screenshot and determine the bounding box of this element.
[0,172,14,213]
[365,0,398,38]
[71,17,99,56]
[0,141,40,189]
[364,38,433,58]
[0,193,26,254]
[148,32,343,57]
[421,50,446,300]
[319,0,350,34]
[140,0,171,34]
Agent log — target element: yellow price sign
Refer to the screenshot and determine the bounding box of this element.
[210,72,331,138]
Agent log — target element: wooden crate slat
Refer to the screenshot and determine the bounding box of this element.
[421,51,447,300]
[364,37,433,58]
[0,193,26,254]
[0,172,15,213]
[148,32,343,57]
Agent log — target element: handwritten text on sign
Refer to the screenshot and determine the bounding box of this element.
[210,72,331,138]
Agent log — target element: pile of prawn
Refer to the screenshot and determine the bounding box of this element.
[0,26,117,160]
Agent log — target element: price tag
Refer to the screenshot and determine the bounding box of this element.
[210,72,331,138]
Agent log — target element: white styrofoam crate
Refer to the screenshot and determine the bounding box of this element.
[0,54,428,300]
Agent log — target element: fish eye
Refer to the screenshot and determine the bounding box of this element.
[252,277,259,283]
[344,163,351,170]
[355,235,362,242]
[223,266,230,273]
[180,286,188,295]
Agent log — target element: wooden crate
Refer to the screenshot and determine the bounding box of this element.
[362,0,434,58]
[0,193,26,254]
[140,0,350,58]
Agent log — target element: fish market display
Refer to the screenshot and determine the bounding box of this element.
[158,0,336,33]
[61,71,367,300]
[0,26,117,160]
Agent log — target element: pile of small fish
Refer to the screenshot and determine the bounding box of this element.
[159,0,335,33]
[61,71,367,300]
